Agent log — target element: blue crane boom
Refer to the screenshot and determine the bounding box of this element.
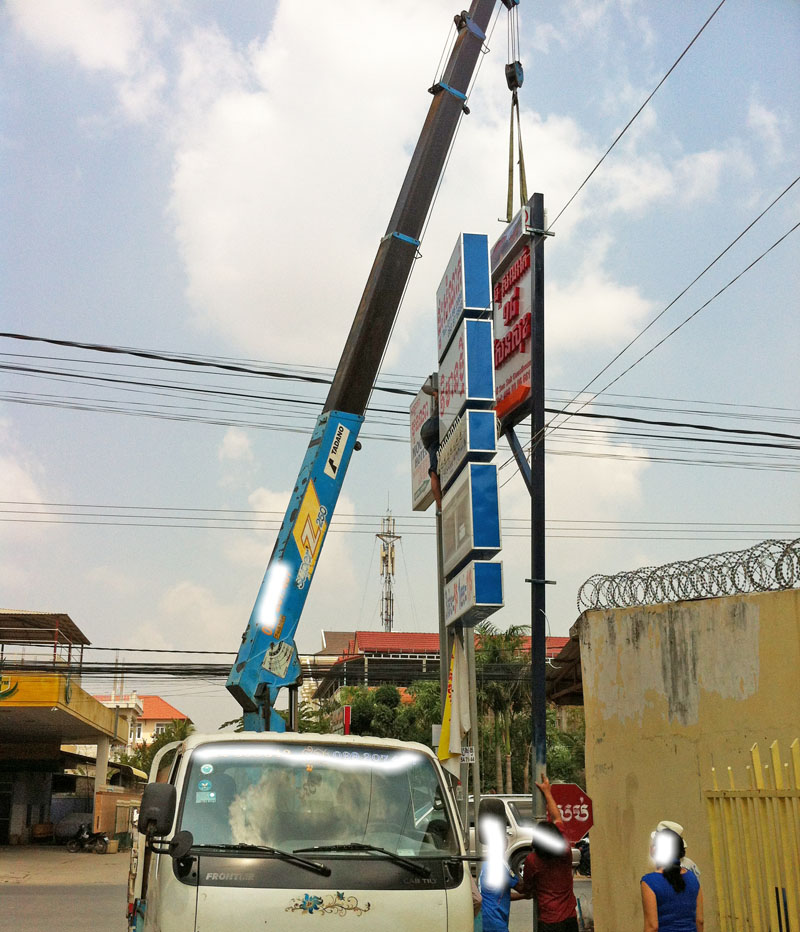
[227,0,512,731]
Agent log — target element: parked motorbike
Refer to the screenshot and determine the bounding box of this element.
[66,822,109,854]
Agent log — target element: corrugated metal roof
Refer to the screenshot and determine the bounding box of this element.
[0,609,90,646]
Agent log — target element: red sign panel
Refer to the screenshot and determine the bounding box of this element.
[548,783,593,844]
[492,242,532,427]
[330,705,351,735]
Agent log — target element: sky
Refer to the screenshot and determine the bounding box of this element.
[2,0,798,732]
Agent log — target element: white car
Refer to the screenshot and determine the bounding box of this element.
[467,794,581,877]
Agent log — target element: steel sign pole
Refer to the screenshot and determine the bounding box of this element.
[530,192,547,829]
[465,623,481,855]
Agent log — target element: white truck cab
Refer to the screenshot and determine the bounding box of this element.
[128,732,473,931]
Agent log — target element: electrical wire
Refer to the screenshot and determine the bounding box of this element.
[545,174,800,438]
[547,0,729,230]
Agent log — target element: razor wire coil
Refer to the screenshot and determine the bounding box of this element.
[577,538,800,612]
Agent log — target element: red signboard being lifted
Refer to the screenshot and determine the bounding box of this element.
[548,783,593,844]
[491,205,533,429]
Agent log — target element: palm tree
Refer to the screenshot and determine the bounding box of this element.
[476,622,530,793]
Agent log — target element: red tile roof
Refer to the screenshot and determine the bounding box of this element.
[522,636,570,658]
[138,695,190,722]
[343,632,441,657]
[337,631,569,661]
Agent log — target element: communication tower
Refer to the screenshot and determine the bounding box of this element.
[377,511,400,633]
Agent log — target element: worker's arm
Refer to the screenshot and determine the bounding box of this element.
[696,886,704,932]
[640,880,658,932]
[534,773,562,825]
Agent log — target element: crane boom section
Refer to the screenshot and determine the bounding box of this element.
[324,2,497,417]
[227,0,502,728]
[227,411,362,726]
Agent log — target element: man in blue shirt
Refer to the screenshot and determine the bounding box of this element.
[479,860,519,932]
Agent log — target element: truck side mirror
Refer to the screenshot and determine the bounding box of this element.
[477,797,506,846]
[139,783,177,837]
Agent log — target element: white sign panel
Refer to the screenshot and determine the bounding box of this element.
[438,319,495,436]
[443,559,503,627]
[441,462,502,579]
[491,204,531,272]
[439,409,497,492]
[436,233,492,361]
[409,387,435,512]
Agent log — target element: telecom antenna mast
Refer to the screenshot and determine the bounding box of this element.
[377,512,400,633]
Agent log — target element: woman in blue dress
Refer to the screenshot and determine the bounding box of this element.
[641,827,704,932]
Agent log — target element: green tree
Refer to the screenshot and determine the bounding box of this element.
[118,719,194,776]
[476,622,529,793]
[545,707,586,787]
[335,683,441,745]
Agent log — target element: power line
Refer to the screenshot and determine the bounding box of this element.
[545,174,800,438]
[525,219,800,457]
[4,358,796,443]
[547,0,729,229]
[0,333,417,397]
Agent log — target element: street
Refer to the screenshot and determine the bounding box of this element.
[0,846,129,932]
[2,883,128,932]
[0,846,591,931]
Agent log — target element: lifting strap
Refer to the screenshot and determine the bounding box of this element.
[506,87,528,222]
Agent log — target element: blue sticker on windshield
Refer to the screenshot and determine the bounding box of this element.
[198,779,212,792]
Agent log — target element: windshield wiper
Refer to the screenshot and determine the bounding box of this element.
[195,843,330,876]
[294,843,431,878]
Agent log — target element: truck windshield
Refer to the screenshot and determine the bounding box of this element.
[179,741,458,858]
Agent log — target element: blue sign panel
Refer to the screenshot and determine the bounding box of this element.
[227,410,364,717]
[441,462,501,579]
[438,318,495,436]
[444,560,504,627]
[437,233,491,361]
[438,409,497,492]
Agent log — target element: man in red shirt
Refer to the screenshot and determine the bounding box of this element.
[511,774,579,932]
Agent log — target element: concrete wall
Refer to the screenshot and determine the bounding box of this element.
[577,588,800,932]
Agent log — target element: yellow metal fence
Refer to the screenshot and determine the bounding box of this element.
[705,739,800,932]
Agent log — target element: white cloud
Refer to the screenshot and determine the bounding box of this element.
[497,432,651,629]
[166,3,453,361]
[158,580,242,650]
[85,565,137,595]
[547,235,655,353]
[530,22,565,54]
[218,427,254,463]
[0,429,52,590]
[0,423,51,545]
[7,0,166,120]
[7,0,142,72]
[747,98,786,162]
